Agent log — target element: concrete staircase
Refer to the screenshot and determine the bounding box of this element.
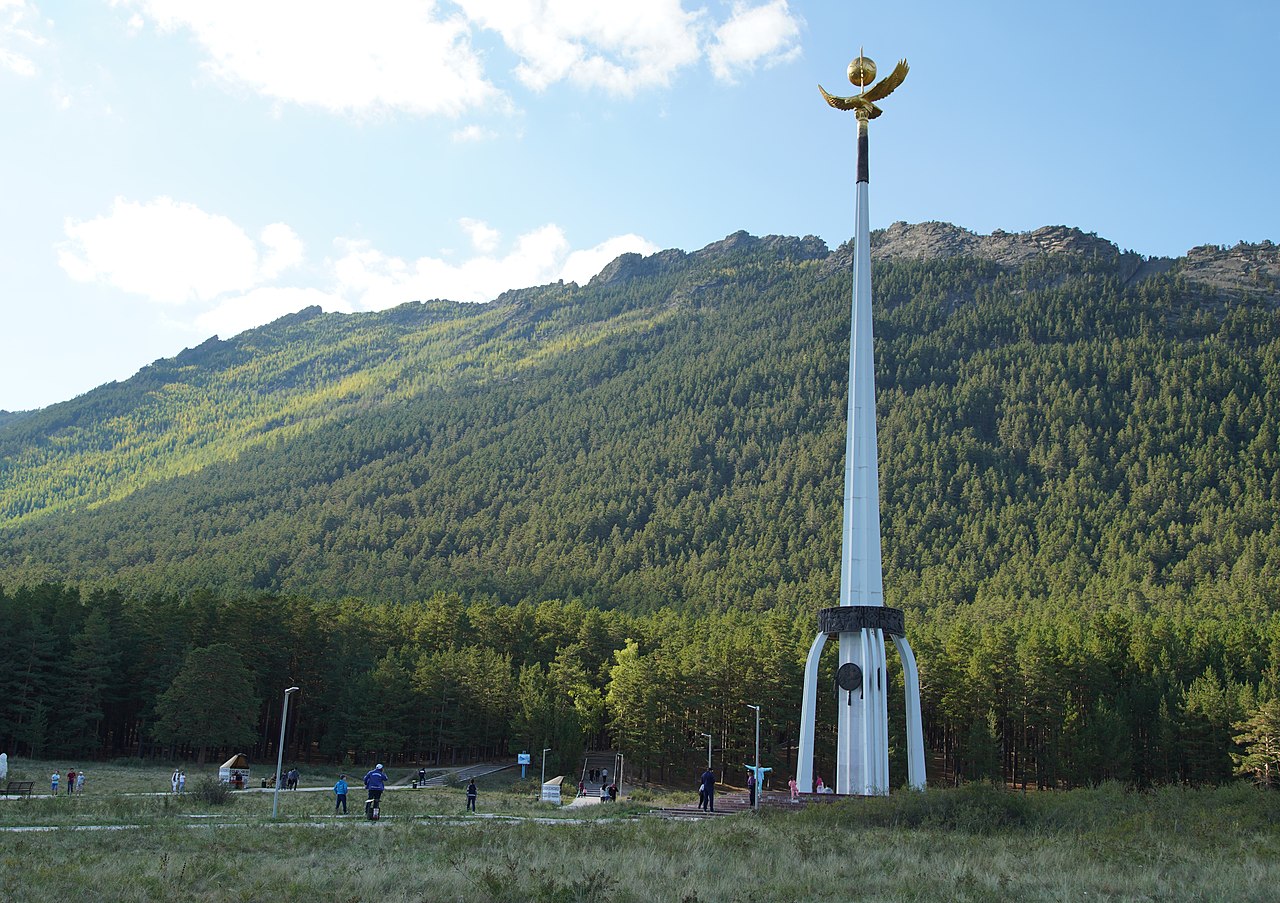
[578,750,619,797]
[655,789,856,818]
[652,790,754,819]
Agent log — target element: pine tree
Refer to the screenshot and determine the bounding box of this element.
[1231,698,1280,788]
[152,643,261,764]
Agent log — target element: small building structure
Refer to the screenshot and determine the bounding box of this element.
[218,753,251,789]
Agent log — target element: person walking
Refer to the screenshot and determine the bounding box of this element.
[171,769,180,793]
[788,776,799,801]
[178,771,186,793]
[363,764,388,810]
[333,774,348,814]
[747,771,756,808]
[76,771,86,792]
[51,771,60,794]
[699,768,716,812]
[67,769,77,795]
[466,779,477,812]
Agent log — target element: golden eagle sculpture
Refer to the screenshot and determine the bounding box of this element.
[819,54,908,120]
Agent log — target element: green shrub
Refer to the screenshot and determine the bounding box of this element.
[191,777,232,805]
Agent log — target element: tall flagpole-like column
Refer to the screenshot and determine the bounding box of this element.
[796,50,926,796]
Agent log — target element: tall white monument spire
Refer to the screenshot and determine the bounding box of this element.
[798,51,926,796]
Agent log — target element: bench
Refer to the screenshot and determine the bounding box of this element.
[3,780,35,798]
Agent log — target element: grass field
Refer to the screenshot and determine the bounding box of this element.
[1,758,1277,902]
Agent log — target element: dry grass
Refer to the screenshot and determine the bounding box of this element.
[0,768,1276,902]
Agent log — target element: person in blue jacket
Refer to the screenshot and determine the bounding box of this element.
[333,774,349,814]
[363,764,387,807]
[699,768,716,812]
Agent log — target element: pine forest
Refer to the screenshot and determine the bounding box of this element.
[2,225,1279,790]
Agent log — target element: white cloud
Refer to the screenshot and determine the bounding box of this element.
[451,124,498,142]
[333,223,571,307]
[457,0,703,95]
[113,1,804,115]
[260,222,305,278]
[115,0,503,117]
[59,197,262,303]
[58,198,658,340]
[195,286,349,337]
[0,0,45,78]
[459,217,501,254]
[0,47,32,76]
[560,234,659,285]
[707,0,803,84]
[330,222,656,309]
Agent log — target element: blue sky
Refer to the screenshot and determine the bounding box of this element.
[2,0,1276,411]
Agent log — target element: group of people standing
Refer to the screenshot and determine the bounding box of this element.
[697,770,812,808]
[330,764,480,816]
[50,769,86,794]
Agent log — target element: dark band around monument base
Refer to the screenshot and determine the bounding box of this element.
[819,605,905,637]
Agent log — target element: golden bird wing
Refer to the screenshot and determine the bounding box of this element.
[861,59,908,103]
[819,84,860,111]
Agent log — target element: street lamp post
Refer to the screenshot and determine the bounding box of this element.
[541,747,551,786]
[701,732,713,770]
[272,686,300,818]
[746,704,760,811]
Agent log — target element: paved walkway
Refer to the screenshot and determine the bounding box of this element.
[411,762,512,788]
[0,763,516,802]
[0,811,631,833]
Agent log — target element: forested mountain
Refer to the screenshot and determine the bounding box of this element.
[2,224,1279,788]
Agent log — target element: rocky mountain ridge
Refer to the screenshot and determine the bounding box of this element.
[867,222,1279,301]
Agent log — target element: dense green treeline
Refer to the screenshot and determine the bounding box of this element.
[2,583,1276,788]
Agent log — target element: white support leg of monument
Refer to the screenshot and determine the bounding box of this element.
[876,628,891,792]
[836,629,863,794]
[796,631,826,793]
[893,634,928,790]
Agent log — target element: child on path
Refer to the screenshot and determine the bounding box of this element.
[178,771,186,792]
[77,771,86,792]
[334,774,348,814]
[51,771,60,794]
